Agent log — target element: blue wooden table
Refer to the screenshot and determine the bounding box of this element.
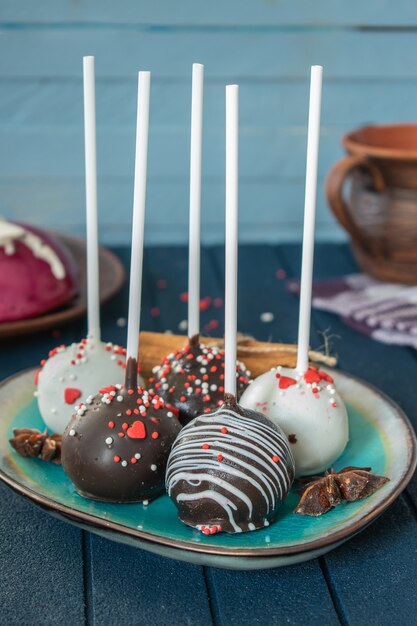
[0,243,416,625]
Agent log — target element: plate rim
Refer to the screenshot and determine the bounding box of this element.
[0,368,416,559]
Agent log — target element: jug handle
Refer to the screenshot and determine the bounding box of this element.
[325,155,385,252]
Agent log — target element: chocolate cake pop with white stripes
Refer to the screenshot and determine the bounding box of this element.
[166,393,295,533]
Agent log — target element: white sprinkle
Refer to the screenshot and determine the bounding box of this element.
[51,408,57,414]
[260,312,274,323]
[264,520,270,527]
[265,535,271,543]
[121,460,128,467]
[167,412,173,418]
[69,429,76,437]
[152,365,159,374]
[143,500,149,506]
[33,390,39,398]
[105,437,113,445]
[151,464,157,471]
[195,379,201,385]
[117,395,123,402]
[69,374,76,381]
[116,317,127,328]
[210,384,218,392]
[135,453,142,460]
[200,367,207,374]
[111,355,117,361]
[164,329,173,335]
[178,320,188,331]
[59,377,64,382]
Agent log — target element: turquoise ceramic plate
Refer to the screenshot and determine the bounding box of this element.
[0,369,415,570]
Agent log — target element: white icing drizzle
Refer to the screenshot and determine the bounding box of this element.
[166,406,295,532]
[0,218,66,279]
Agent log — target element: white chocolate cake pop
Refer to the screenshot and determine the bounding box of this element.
[36,338,137,434]
[37,57,145,435]
[240,366,348,477]
[242,67,348,477]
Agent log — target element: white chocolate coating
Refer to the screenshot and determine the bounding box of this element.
[240,366,349,477]
[37,338,144,434]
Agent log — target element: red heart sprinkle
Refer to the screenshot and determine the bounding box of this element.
[64,387,82,404]
[126,420,146,439]
[304,368,321,385]
[278,376,297,390]
[319,370,334,384]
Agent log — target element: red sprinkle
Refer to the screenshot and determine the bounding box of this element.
[272,455,280,463]
[278,375,297,390]
[108,421,115,429]
[156,279,167,289]
[113,455,121,463]
[199,296,212,312]
[217,454,224,462]
[319,370,334,384]
[122,422,128,430]
[202,443,210,449]
[276,268,287,280]
[150,307,160,317]
[180,292,189,303]
[118,432,125,438]
[126,409,132,416]
[304,367,321,385]
[128,389,135,395]
[213,298,223,308]
[151,432,159,439]
[130,457,138,464]
[221,427,228,434]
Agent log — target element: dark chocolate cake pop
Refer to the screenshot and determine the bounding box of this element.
[149,335,251,426]
[61,358,181,503]
[166,394,295,534]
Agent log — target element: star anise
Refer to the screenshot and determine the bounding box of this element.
[294,466,389,516]
[9,428,62,464]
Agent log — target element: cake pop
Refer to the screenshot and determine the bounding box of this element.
[61,357,180,502]
[166,394,294,533]
[0,218,79,323]
[149,65,251,424]
[149,336,251,425]
[62,71,179,503]
[37,57,132,435]
[240,365,348,477]
[241,67,349,477]
[36,338,128,434]
[166,85,295,534]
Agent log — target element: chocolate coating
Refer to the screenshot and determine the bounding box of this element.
[61,358,181,503]
[149,336,251,425]
[166,395,295,534]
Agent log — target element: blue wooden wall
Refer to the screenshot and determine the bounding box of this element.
[1,1,417,245]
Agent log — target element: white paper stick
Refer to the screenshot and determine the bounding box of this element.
[83,56,100,341]
[296,65,323,374]
[224,85,239,397]
[187,63,204,339]
[126,71,151,360]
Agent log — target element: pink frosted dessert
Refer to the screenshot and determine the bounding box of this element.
[0,219,79,323]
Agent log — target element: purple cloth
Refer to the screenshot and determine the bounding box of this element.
[287,274,417,349]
